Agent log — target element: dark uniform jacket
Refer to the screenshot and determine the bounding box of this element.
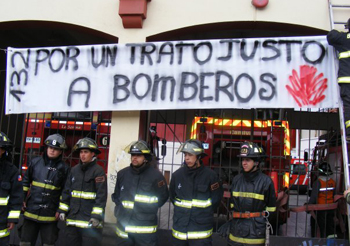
[0,157,22,227]
[112,163,169,238]
[327,30,350,83]
[23,153,69,223]
[59,159,107,228]
[229,170,276,246]
[169,163,223,240]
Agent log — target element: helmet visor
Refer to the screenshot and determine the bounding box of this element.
[177,142,203,155]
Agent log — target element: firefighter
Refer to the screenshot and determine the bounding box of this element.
[58,137,107,246]
[169,139,223,246]
[0,132,22,246]
[112,140,169,246]
[308,162,336,238]
[20,133,69,246]
[327,18,350,140]
[226,142,276,246]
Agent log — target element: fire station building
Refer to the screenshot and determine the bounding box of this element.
[0,0,349,244]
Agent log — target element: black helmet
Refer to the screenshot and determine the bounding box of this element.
[345,18,350,30]
[128,140,151,155]
[44,134,67,150]
[0,132,12,150]
[73,137,101,154]
[318,162,333,176]
[177,139,207,157]
[237,142,266,160]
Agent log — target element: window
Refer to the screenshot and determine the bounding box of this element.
[291,164,306,175]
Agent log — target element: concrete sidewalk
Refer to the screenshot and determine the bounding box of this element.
[8,221,227,246]
[8,221,349,246]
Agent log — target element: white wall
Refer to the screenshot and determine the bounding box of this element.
[0,0,335,43]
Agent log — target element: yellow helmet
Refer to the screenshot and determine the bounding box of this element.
[73,137,101,154]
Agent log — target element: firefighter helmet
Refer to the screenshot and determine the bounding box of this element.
[44,134,67,150]
[345,18,350,30]
[128,140,151,155]
[73,137,101,154]
[177,139,207,157]
[237,142,266,160]
[318,162,333,176]
[0,132,12,150]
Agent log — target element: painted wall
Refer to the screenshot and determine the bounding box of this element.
[0,0,337,43]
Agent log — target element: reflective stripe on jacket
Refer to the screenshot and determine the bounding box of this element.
[169,163,223,240]
[112,163,169,238]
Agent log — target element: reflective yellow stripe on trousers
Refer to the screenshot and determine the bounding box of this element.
[229,234,265,245]
[172,228,213,240]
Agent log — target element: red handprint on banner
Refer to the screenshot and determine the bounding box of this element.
[286,65,328,107]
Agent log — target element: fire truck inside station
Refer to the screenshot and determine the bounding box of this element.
[22,112,112,173]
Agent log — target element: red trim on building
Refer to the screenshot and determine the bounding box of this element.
[119,0,151,28]
[252,0,269,8]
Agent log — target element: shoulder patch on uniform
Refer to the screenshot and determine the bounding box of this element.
[158,180,165,187]
[95,176,106,183]
[211,182,219,191]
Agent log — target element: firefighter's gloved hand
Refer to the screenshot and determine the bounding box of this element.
[217,221,231,238]
[59,213,66,221]
[89,218,100,228]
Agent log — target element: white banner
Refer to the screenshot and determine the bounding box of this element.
[6,36,338,114]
